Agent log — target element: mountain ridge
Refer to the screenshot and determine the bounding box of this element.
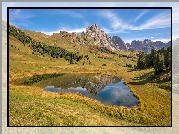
[82,23,171,53]
[6,20,171,53]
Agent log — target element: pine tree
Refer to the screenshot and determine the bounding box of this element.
[145,54,153,68]
[137,52,145,69]
[150,49,157,67]
[160,47,168,69]
[153,53,164,75]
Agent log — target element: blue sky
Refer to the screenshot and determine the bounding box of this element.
[9,8,171,44]
[2,2,179,42]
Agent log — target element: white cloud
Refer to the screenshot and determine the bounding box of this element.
[136,12,171,30]
[40,25,128,36]
[99,10,171,32]
[134,9,148,22]
[151,38,170,43]
[101,27,111,33]
[151,37,154,38]
[99,10,135,31]
[64,27,86,33]
[3,2,175,41]
[40,27,86,35]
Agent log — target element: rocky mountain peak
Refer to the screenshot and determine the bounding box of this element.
[87,23,100,32]
[111,36,128,50]
[57,23,171,53]
[83,24,127,51]
[143,39,152,44]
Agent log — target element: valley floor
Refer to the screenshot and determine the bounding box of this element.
[9,57,171,126]
[8,33,171,126]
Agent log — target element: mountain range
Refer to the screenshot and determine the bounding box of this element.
[67,23,171,53]
[3,20,172,53]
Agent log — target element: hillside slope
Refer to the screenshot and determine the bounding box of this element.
[9,23,171,126]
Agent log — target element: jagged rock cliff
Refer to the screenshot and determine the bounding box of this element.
[10,19,170,53]
[82,24,128,51]
[83,24,114,50]
[81,24,170,53]
[127,39,171,53]
[111,36,128,50]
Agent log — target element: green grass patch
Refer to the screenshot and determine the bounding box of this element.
[9,29,171,126]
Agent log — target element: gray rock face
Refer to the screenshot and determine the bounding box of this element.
[83,24,171,52]
[111,36,128,50]
[127,39,171,53]
[84,24,113,49]
[53,23,171,52]
[83,24,127,51]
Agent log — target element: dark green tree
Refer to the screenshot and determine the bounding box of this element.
[153,53,164,75]
[145,54,153,68]
[150,49,157,67]
[9,24,88,64]
[137,52,145,69]
[160,47,168,69]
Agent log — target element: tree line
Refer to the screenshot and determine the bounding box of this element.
[22,73,64,85]
[9,25,90,64]
[136,46,171,75]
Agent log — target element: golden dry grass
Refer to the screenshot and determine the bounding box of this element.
[9,33,171,126]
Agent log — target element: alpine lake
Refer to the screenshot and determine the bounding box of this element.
[24,73,138,107]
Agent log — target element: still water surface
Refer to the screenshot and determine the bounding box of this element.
[42,73,138,107]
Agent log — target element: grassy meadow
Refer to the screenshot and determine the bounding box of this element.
[9,29,171,126]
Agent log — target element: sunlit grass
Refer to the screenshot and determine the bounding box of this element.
[9,33,171,126]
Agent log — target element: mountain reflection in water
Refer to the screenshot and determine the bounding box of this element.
[43,74,138,107]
